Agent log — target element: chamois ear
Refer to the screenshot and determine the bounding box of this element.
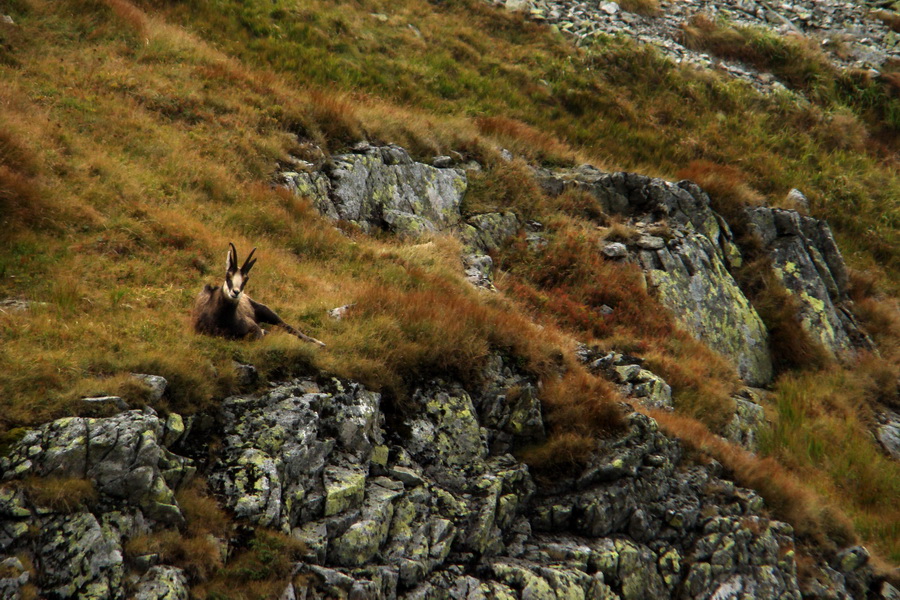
[226,243,238,273]
[241,247,257,275]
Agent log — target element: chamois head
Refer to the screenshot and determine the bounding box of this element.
[223,243,257,304]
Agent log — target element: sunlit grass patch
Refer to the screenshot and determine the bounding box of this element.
[759,368,900,562]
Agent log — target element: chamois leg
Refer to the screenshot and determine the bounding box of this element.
[250,298,326,347]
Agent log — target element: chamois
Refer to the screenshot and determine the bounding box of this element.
[191,243,325,347]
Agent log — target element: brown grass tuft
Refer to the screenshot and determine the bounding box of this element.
[475,116,576,165]
[18,477,98,513]
[737,257,832,373]
[101,0,150,39]
[677,160,765,220]
[601,220,639,243]
[299,90,365,151]
[549,187,609,223]
[873,10,900,33]
[126,529,224,581]
[618,0,661,16]
[126,478,233,582]
[462,159,545,217]
[194,529,307,599]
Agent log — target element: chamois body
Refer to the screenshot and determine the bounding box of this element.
[191,243,325,346]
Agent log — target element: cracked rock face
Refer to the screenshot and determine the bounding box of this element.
[539,167,774,386]
[0,408,193,525]
[746,206,874,358]
[0,370,878,599]
[282,145,467,238]
[282,147,523,291]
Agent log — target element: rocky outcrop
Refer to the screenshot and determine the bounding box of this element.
[0,408,193,525]
[492,0,900,94]
[746,207,873,358]
[579,346,674,411]
[539,166,774,387]
[282,144,467,238]
[0,369,881,599]
[282,145,523,289]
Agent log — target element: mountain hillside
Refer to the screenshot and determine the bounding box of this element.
[1,0,899,597]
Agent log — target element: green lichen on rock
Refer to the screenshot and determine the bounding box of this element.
[323,464,367,517]
[35,512,125,599]
[133,566,189,600]
[644,233,773,386]
[324,146,467,237]
[0,410,191,526]
[329,478,402,566]
[746,207,867,358]
[404,384,488,488]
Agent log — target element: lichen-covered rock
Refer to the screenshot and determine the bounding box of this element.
[639,230,772,386]
[212,379,382,530]
[683,516,801,600]
[324,464,367,517]
[0,487,30,551]
[403,383,489,489]
[475,355,545,453]
[0,409,193,525]
[329,478,403,566]
[1,365,878,599]
[537,168,773,386]
[35,512,127,599]
[132,566,189,600]
[0,556,30,600]
[722,389,768,453]
[876,410,900,460]
[280,170,339,220]
[282,145,467,237]
[463,253,497,291]
[131,374,168,402]
[460,212,520,253]
[581,349,673,411]
[746,207,873,358]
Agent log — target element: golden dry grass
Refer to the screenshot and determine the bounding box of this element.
[16,477,99,513]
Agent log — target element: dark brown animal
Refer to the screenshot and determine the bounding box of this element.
[191,243,325,346]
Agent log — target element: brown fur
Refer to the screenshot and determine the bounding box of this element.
[191,285,264,340]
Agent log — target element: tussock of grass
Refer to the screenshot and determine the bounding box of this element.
[475,116,577,165]
[873,10,900,34]
[462,159,546,217]
[15,477,99,513]
[194,529,307,599]
[126,478,232,581]
[548,188,609,224]
[520,366,627,471]
[618,0,660,16]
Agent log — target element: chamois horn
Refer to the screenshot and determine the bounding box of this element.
[241,247,257,274]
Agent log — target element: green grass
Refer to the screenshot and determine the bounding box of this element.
[760,368,900,562]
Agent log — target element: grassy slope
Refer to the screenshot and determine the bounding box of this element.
[1,0,899,576]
